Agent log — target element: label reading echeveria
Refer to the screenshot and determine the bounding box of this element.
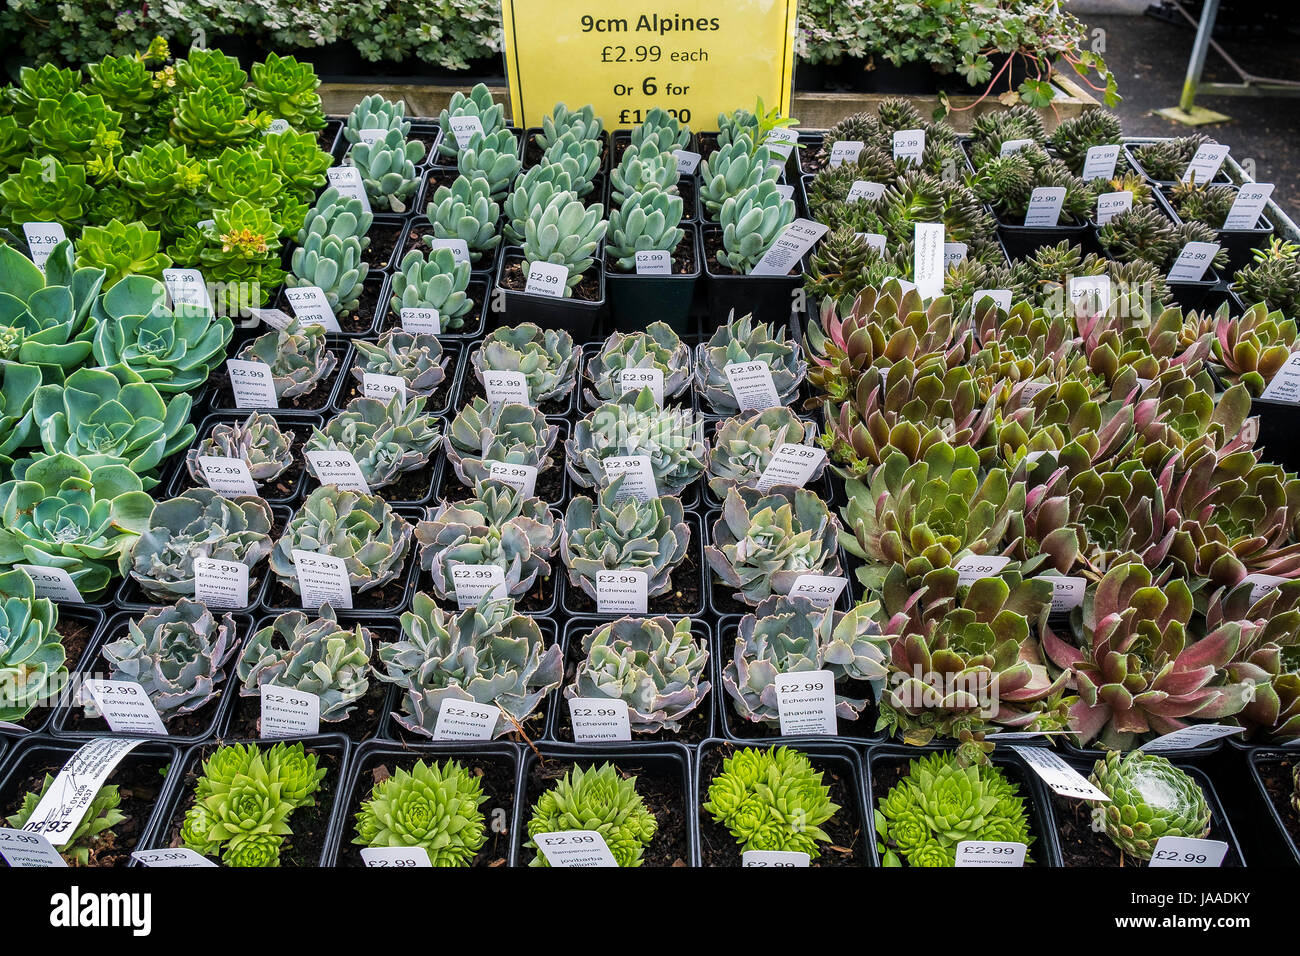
[305,449,371,494]
[452,564,508,608]
[193,557,250,609]
[246,307,294,331]
[1081,144,1121,181]
[449,115,485,148]
[483,370,531,405]
[943,242,967,266]
[1224,182,1274,230]
[1095,190,1132,224]
[161,268,213,314]
[762,127,798,163]
[1167,241,1220,282]
[568,698,631,742]
[749,218,828,277]
[1148,836,1228,868]
[197,455,259,496]
[674,149,701,175]
[260,684,321,739]
[602,455,658,503]
[913,222,945,301]
[1024,187,1067,227]
[1139,723,1243,752]
[22,739,145,845]
[291,549,353,610]
[1180,142,1230,184]
[226,359,279,409]
[131,848,217,867]
[617,366,665,405]
[1260,351,1300,403]
[742,850,810,867]
[723,360,781,410]
[427,238,472,265]
[633,250,672,275]
[1042,575,1086,613]
[0,828,67,868]
[756,443,826,492]
[525,260,568,297]
[787,574,848,606]
[284,285,342,333]
[361,846,433,868]
[999,138,1034,157]
[15,565,84,604]
[828,140,864,167]
[1012,746,1110,802]
[972,289,1012,312]
[326,165,372,213]
[954,841,1027,868]
[892,128,925,165]
[363,373,407,404]
[400,307,441,335]
[22,222,66,271]
[1067,275,1112,313]
[432,699,500,741]
[775,669,837,736]
[595,569,649,614]
[83,679,167,736]
[487,461,538,498]
[534,829,618,867]
[847,180,886,203]
[954,553,1012,586]
[857,232,887,253]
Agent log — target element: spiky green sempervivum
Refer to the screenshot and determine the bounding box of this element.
[445,398,559,490]
[0,239,104,383]
[305,396,442,492]
[584,321,691,405]
[416,483,558,602]
[1088,750,1211,860]
[0,568,63,723]
[704,746,838,859]
[566,616,710,733]
[541,129,603,197]
[1042,562,1253,750]
[970,146,1092,225]
[1234,238,1300,317]
[803,227,914,305]
[456,128,520,199]
[609,144,678,207]
[351,330,449,400]
[562,476,690,601]
[238,604,373,722]
[705,484,842,605]
[424,173,501,265]
[74,220,171,288]
[470,324,579,406]
[707,407,825,498]
[1009,240,1108,310]
[605,188,685,271]
[502,163,573,246]
[1099,206,1230,277]
[522,192,608,296]
[1047,110,1124,177]
[380,593,562,737]
[803,151,898,221]
[875,172,998,255]
[98,599,237,721]
[698,134,780,217]
[186,413,294,487]
[875,752,1033,867]
[350,128,426,213]
[724,596,886,727]
[527,763,657,867]
[1130,135,1216,182]
[696,311,807,415]
[436,83,506,158]
[389,247,474,330]
[716,180,796,274]
[270,485,413,595]
[1203,301,1299,396]
[538,102,604,150]
[248,53,325,131]
[0,156,93,230]
[566,387,709,496]
[236,318,339,400]
[968,105,1048,168]
[6,775,124,866]
[353,758,487,865]
[1167,178,1237,229]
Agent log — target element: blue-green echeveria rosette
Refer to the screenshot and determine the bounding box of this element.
[0,567,65,723]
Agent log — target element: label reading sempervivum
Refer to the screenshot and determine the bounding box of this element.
[363,373,407,404]
[260,684,321,738]
[568,698,631,742]
[284,285,342,333]
[1148,837,1229,868]
[449,115,485,148]
[788,574,848,606]
[21,739,144,845]
[427,238,472,266]
[1011,746,1109,802]
[305,449,371,494]
[595,569,649,614]
[954,553,1012,586]
[723,361,781,410]
[326,165,371,213]
[1225,183,1274,230]
[483,370,531,405]
[487,461,538,498]
[131,848,217,867]
[291,550,353,610]
[1024,187,1067,227]
[913,223,945,301]
[1095,190,1132,224]
[954,841,1027,868]
[1260,351,1300,402]
[197,455,259,496]
[633,250,672,275]
[602,456,658,503]
[400,307,441,335]
[162,268,213,314]
[453,564,508,608]
[534,830,618,867]
[742,850,809,867]
[15,566,84,603]
[749,219,828,277]
[1180,142,1230,184]
[525,260,568,297]
[756,443,826,491]
[1167,241,1220,282]
[673,149,701,175]
[617,367,665,405]
[22,222,66,271]
[847,180,886,203]
[0,828,67,868]
[83,679,167,735]
[972,289,1012,312]
[1081,144,1121,181]
[193,557,250,609]
[1139,724,1243,752]
[829,140,864,167]
[892,129,925,165]
[226,359,279,409]
[1042,575,1086,613]
[433,699,500,741]
[361,846,433,868]
[775,669,837,736]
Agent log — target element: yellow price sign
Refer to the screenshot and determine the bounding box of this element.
[502,0,797,130]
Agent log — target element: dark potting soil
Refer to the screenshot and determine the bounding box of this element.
[264,548,413,613]
[165,749,339,867]
[317,125,339,153]
[1258,756,1300,849]
[698,744,863,867]
[378,282,486,336]
[704,229,797,278]
[800,147,829,175]
[679,180,697,220]
[209,354,343,412]
[524,756,689,866]
[420,168,462,204]
[709,577,755,617]
[564,552,703,616]
[180,423,311,501]
[603,230,698,276]
[334,351,456,414]
[1049,787,1241,868]
[439,460,563,505]
[338,282,381,335]
[336,752,517,867]
[14,616,93,731]
[502,258,601,302]
[697,133,718,160]
[367,222,403,271]
[459,364,574,416]
[1,755,168,867]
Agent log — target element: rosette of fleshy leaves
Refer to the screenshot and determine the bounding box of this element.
[352,758,487,866]
[583,321,692,406]
[527,763,657,867]
[305,396,442,492]
[1197,301,1300,397]
[1208,577,1300,744]
[436,83,506,159]
[350,127,426,213]
[424,173,501,266]
[389,247,474,328]
[566,387,708,496]
[186,412,294,487]
[1088,750,1212,861]
[0,156,93,230]
[707,407,825,498]
[969,144,1094,225]
[6,775,124,866]
[247,52,326,131]
[74,220,171,288]
[1235,238,1300,317]
[444,398,559,491]
[0,567,64,723]
[1075,301,1213,392]
[0,239,104,383]
[350,330,450,400]
[470,323,579,406]
[696,311,807,415]
[236,318,339,400]
[703,746,837,860]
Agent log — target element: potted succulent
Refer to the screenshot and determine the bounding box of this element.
[179,412,309,506]
[227,318,342,413]
[338,328,458,418]
[604,184,699,333]
[465,323,579,416]
[1244,749,1300,866]
[303,396,443,505]
[582,322,693,411]
[441,398,565,505]
[703,180,799,328]
[694,311,808,416]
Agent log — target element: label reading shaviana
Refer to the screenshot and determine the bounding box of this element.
[723,361,781,410]
[483,370,532,406]
[755,443,826,491]
[197,455,259,496]
[193,557,250,609]
[595,569,649,614]
[291,550,353,610]
[452,564,508,608]
[775,669,837,736]
[260,685,321,739]
[603,455,658,503]
[83,680,168,736]
[305,449,371,494]
[749,219,828,277]
[226,359,279,409]
[432,699,500,741]
[568,698,631,742]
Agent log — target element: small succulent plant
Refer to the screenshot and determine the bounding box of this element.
[353,758,487,865]
[704,746,838,859]
[715,180,795,274]
[1088,751,1211,861]
[503,163,574,245]
[349,127,426,212]
[437,83,506,158]
[1047,110,1124,177]
[541,128,603,197]
[470,323,579,405]
[526,763,657,867]
[7,775,124,866]
[186,413,294,487]
[236,318,339,400]
[351,330,450,400]
[287,217,369,318]
[521,191,608,295]
[604,188,685,271]
[444,398,559,490]
[707,407,824,497]
[1130,135,1217,182]
[344,94,411,144]
[457,128,521,199]
[628,107,690,153]
[699,133,781,216]
[584,321,692,405]
[1235,238,1300,316]
[389,247,475,328]
[0,569,63,723]
[695,312,807,414]
[306,396,442,491]
[0,240,103,382]
[424,173,501,264]
[567,387,709,496]
[609,144,678,206]
[538,102,604,150]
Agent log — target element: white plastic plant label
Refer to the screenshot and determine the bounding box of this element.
[847,180,886,203]
[326,165,371,213]
[284,285,342,333]
[787,574,848,606]
[487,461,538,498]
[1260,351,1300,402]
[1011,745,1110,801]
[1148,836,1228,868]
[1139,723,1244,752]
[749,218,829,277]
[568,698,632,742]
[1242,572,1289,603]
[306,449,371,494]
[742,850,809,867]
[892,128,925,165]
[534,829,619,867]
[83,679,166,735]
[22,222,66,271]
[0,828,67,868]
[633,250,672,275]
[857,232,887,253]
[197,455,258,496]
[427,237,472,265]
[972,289,1012,312]
[247,307,294,331]
[260,684,321,738]
[617,366,665,405]
[400,307,441,335]
[1081,144,1121,181]
[673,149,701,175]
[1068,275,1112,313]
[1167,241,1220,282]
[449,115,485,148]
[954,840,1027,868]
[355,128,387,147]
[955,554,1012,586]
[913,222,945,301]
[1042,575,1086,613]
[226,359,279,409]
[363,372,407,404]
[193,557,250,609]
[1024,187,1067,227]
[1180,142,1229,184]
[603,455,658,503]
[291,549,353,610]
[943,242,967,266]
[265,118,291,134]
[595,569,649,614]
[774,184,794,201]
[1224,182,1274,230]
[16,566,84,604]
[756,443,826,492]
[452,564,508,608]
[999,138,1034,156]
[162,267,213,314]
[885,276,918,295]
[131,848,217,867]
[361,846,433,868]
[762,127,798,163]
[483,370,531,406]
[775,669,837,736]
[828,140,864,167]
[724,360,781,410]
[433,699,500,741]
[21,739,145,845]
[525,260,568,297]
[1095,190,1132,224]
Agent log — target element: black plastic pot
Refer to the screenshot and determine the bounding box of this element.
[1243,749,1300,866]
[1245,391,1300,473]
[494,247,606,341]
[0,736,181,868]
[409,121,444,170]
[1158,183,1277,275]
[394,212,502,286]
[1124,140,1234,190]
[48,610,254,744]
[138,734,350,868]
[456,345,579,418]
[701,416,833,510]
[791,131,826,176]
[0,604,106,739]
[375,274,492,343]
[516,742,697,867]
[435,417,571,509]
[169,411,321,507]
[204,339,352,417]
[322,738,524,867]
[610,129,697,168]
[605,225,702,335]
[868,743,1056,867]
[701,225,804,330]
[1166,268,1225,311]
[696,737,868,866]
[997,216,1093,262]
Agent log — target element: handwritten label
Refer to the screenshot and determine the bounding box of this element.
[197,455,258,496]
[617,367,665,405]
[893,128,925,165]
[1139,723,1243,752]
[742,850,809,867]
[84,679,167,735]
[400,307,441,335]
[1224,183,1274,230]
[749,218,828,277]
[534,829,618,867]
[20,739,144,845]
[973,289,1012,312]
[291,549,353,610]
[487,461,538,498]
[1260,351,1300,403]
[525,260,568,297]
[0,828,67,868]
[828,140,864,167]
[1081,144,1121,181]
[1167,241,1220,282]
[1148,836,1228,868]
[913,222,945,301]
[22,222,66,271]
[449,115,485,148]
[260,684,321,739]
[955,554,1012,586]
[452,564,508,608]
[363,372,407,404]
[162,268,212,314]
[361,846,433,867]
[847,180,886,203]
[603,455,658,503]
[756,443,826,492]
[193,557,250,609]
[1096,190,1132,224]
[595,569,649,614]
[15,566,84,604]
[1180,142,1230,184]
[433,699,500,741]
[568,697,632,742]
[633,250,672,275]
[775,668,837,736]
[327,165,372,213]
[1012,746,1110,801]
[1024,186,1067,227]
[787,574,848,606]
[427,237,472,266]
[954,840,1027,868]
[284,285,342,333]
[226,359,279,409]
[131,848,217,867]
[674,149,701,175]
[724,361,781,410]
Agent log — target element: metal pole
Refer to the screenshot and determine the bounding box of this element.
[1179,0,1221,113]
